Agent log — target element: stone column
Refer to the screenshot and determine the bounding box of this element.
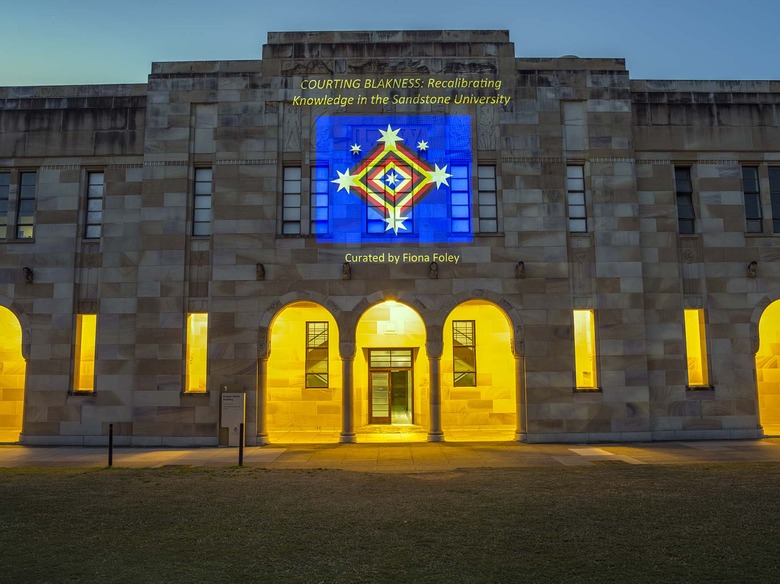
[340,342,356,444]
[257,356,269,446]
[515,355,528,442]
[427,340,444,442]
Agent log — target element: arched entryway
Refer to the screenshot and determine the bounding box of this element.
[266,301,342,441]
[442,299,516,441]
[0,306,26,442]
[354,300,428,440]
[756,299,780,435]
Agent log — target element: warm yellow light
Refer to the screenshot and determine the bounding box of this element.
[684,309,709,387]
[573,309,598,389]
[757,301,780,432]
[0,307,26,442]
[186,313,208,393]
[74,314,97,392]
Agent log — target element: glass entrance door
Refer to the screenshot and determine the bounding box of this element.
[368,349,414,425]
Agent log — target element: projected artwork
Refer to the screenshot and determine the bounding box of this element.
[314,115,473,243]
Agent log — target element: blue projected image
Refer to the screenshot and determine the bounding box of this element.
[314,115,473,244]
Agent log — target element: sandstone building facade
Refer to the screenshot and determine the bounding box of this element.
[1,30,779,446]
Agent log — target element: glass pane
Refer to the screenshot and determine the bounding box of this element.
[769,168,780,193]
[742,167,759,192]
[479,218,497,233]
[282,222,300,235]
[194,196,212,209]
[452,192,469,206]
[193,209,211,222]
[452,206,470,219]
[87,198,103,211]
[284,167,301,180]
[85,225,101,239]
[195,181,212,195]
[311,180,329,193]
[371,373,390,418]
[568,192,585,206]
[193,222,211,236]
[369,350,391,368]
[283,194,301,207]
[478,192,496,206]
[20,173,36,187]
[451,166,468,178]
[283,180,301,194]
[312,207,328,221]
[566,166,584,179]
[569,205,586,218]
[88,173,104,186]
[282,208,300,221]
[478,179,496,191]
[569,218,587,232]
[0,173,9,187]
[745,194,762,219]
[566,178,584,191]
[311,194,328,207]
[17,225,34,239]
[478,166,495,179]
[451,178,469,191]
[313,166,329,180]
[480,205,497,218]
[195,168,213,182]
[86,211,103,224]
[88,185,104,197]
[451,219,470,233]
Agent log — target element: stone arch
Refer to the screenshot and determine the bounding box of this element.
[436,289,524,357]
[750,289,780,355]
[344,290,433,343]
[258,291,346,359]
[0,296,31,360]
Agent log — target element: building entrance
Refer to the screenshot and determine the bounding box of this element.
[368,349,414,425]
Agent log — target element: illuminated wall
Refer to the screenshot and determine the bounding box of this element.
[573,309,598,389]
[683,309,709,387]
[355,301,427,427]
[442,301,515,427]
[267,302,341,430]
[186,313,208,393]
[0,307,25,442]
[74,314,96,392]
[756,301,780,429]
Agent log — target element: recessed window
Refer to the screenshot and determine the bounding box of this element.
[186,313,208,393]
[193,168,213,237]
[453,320,476,387]
[305,321,328,388]
[477,165,497,233]
[573,309,598,390]
[85,172,104,239]
[675,167,695,234]
[310,166,329,235]
[74,314,97,392]
[16,172,36,239]
[742,166,762,233]
[684,309,710,388]
[282,167,302,235]
[769,168,780,233]
[566,165,587,233]
[450,165,471,233]
[0,172,9,240]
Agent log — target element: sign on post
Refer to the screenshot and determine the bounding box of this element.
[221,392,246,447]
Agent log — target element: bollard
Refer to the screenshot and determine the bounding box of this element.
[108,423,114,468]
[238,422,244,467]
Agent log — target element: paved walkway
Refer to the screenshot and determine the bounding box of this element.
[1,439,780,471]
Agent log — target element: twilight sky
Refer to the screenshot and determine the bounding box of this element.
[1,0,778,86]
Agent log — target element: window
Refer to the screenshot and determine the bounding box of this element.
[305,321,328,388]
[84,172,104,239]
[193,168,212,236]
[16,172,36,239]
[684,309,710,388]
[566,165,587,233]
[573,309,598,390]
[770,167,780,233]
[310,166,329,235]
[742,166,762,233]
[453,320,476,386]
[450,165,470,233]
[74,314,97,392]
[282,167,302,235]
[477,165,498,233]
[186,313,208,393]
[675,167,695,234]
[0,172,9,239]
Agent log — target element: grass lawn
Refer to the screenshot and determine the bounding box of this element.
[1,463,779,583]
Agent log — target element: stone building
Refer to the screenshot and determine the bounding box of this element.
[1,30,779,446]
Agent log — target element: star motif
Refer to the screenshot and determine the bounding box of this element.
[350,143,362,155]
[384,171,399,186]
[416,140,429,151]
[377,124,403,149]
[332,168,358,193]
[383,206,409,235]
[429,164,452,189]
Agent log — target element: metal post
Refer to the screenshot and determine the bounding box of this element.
[108,423,114,468]
[238,422,244,467]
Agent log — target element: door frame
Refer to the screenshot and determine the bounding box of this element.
[367,348,415,425]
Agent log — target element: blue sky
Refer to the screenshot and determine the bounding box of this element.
[1,0,778,86]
